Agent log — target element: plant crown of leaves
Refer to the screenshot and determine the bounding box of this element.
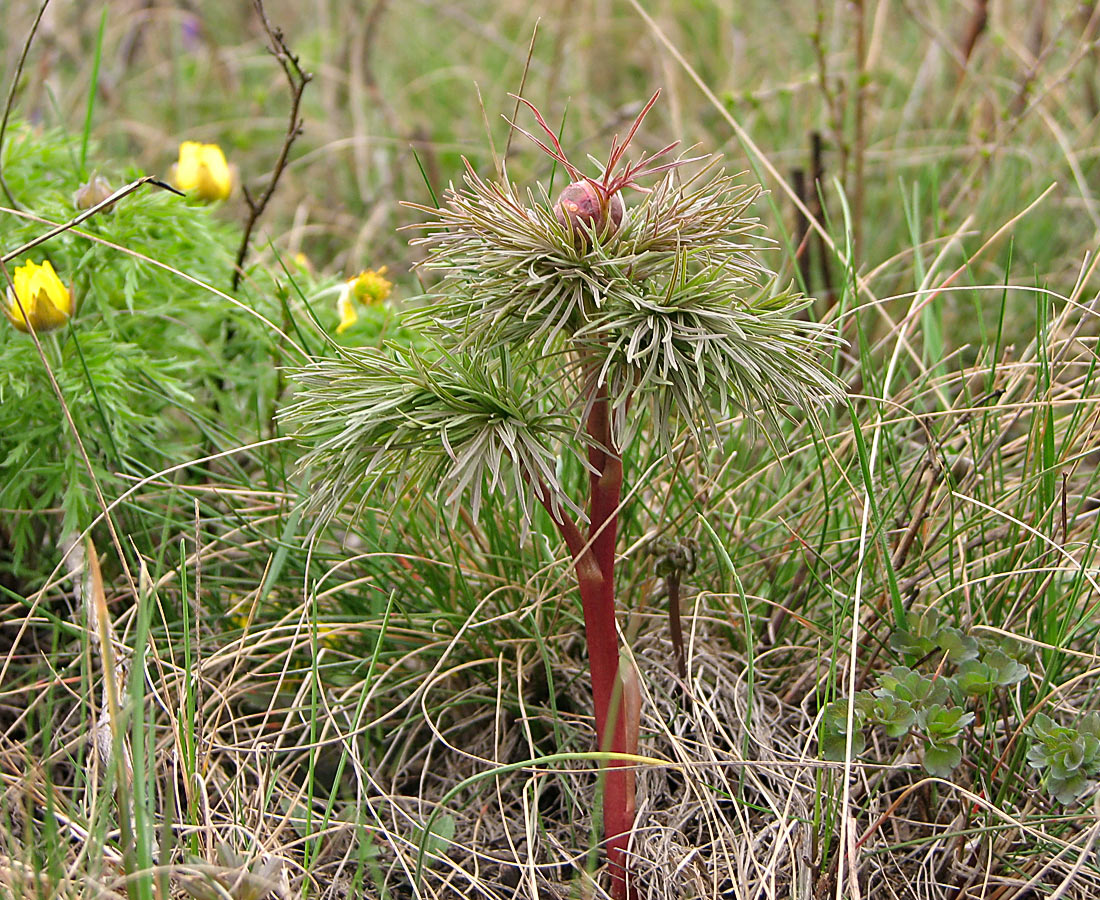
[287,96,845,530]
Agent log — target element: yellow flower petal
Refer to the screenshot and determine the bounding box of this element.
[335,287,358,334]
[172,141,232,202]
[4,259,73,333]
[335,267,394,335]
[173,141,204,191]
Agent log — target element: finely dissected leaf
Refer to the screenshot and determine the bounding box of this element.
[407,161,842,444]
[0,122,285,570]
[407,163,770,354]
[290,120,844,900]
[283,342,584,532]
[578,270,843,447]
[295,150,843,529]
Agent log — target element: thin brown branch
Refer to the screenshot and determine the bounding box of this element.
[891,447,937,571]
[810,131,834,304]
[667,570,686,680]
[791,167,812,292]
[232,0,312,290]
[0,0,53,209]
[1,176,181,265]
[852,0,867,263]
[959,0,989,65]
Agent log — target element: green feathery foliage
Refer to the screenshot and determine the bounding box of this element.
[285,343,586,529]
[0,123,281,571]
[287,146,844,525]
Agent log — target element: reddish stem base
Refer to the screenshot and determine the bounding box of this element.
[577,564,636,900]
[581,394,637,900]
[537,389,639,900]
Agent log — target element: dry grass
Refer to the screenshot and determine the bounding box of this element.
[4,1,1100,898]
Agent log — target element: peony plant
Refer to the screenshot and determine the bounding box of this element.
[285,92,842,899]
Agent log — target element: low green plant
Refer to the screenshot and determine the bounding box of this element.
[820,614,1099,797]
[0,123,294,578]
[890,608,979,665]
[915,704,974,778]
[1027,713,1100,804]
[955,650,1028,698]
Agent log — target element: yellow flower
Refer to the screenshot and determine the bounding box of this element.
[4,259,74,333]
[336,266,393,334]
[349,267,393,304]
[171,141,233,202]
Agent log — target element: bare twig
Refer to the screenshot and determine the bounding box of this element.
[791,166,812,292]
[2,175,181,264]
[666,569,686,681]
[232,0,312,290]
[959,0,989,66]
[654,537,696,689]
[356,0,399,136]
[852,0,867,262]
[810,131,834,304]
[118,0,157,68]
[811,0,847,184]
[891,446,938,571]
[0,0,53,209]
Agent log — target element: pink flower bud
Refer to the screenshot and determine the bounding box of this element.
[553,180,625,244]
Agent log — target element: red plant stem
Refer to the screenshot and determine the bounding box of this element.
[583,388,636,900]
[578,571,636,900]
[533,386,637,900]
[586,388,620,576]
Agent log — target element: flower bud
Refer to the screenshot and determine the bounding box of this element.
[4,259,74,333]
[553,180,624,245]
[171,141,233,202]
[74,173,116,212]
